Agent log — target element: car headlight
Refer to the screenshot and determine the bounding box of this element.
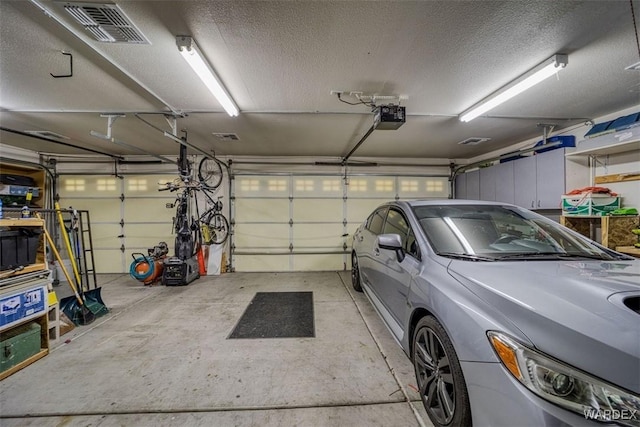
[488,331,640,426]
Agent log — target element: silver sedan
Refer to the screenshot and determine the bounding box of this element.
[351,200,640,427]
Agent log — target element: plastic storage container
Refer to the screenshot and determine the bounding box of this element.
[0,228,41,270]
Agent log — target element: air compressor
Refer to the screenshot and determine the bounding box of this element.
[129,242,169,286]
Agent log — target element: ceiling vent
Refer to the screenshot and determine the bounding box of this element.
[212,133,240,142]
[25,130,70,140]
[62,2,150,44]
[458,137,491,145]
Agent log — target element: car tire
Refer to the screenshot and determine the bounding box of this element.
[351,252,363,292]
[412,316,471,427]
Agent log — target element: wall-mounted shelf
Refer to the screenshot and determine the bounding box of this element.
[566,126,640,157]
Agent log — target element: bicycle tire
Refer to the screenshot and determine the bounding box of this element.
[198,157,223,189]
[203,213,229,245]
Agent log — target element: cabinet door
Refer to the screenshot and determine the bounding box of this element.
[495,162,515,204]
[466,170,480,200]
[514,156,537,209]
[455,173,467,199]
[535,149,565,209]
[480,167,497,201]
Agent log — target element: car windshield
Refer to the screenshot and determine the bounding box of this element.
[412,204,622,261]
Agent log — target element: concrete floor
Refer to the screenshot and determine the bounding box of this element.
[0,271,432,427]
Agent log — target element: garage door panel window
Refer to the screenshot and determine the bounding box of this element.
[124,175,174,196]
[398,177,449,198]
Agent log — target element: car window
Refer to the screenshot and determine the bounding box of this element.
[406,228,420,259]
[367,207,387,235]
[383,208,420,260]
[412,204,620,260]
[383,209,409,246]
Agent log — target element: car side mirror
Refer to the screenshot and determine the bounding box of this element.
[377,234,405,262]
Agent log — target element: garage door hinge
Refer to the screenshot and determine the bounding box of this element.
[120,245,125,253]
[119,219,125,227]
[289,243,293,252]
[120,194,125,201]
[343,242,348,251]
[342,219,347,226]
[289,219,293,226]
[231,244,236,252]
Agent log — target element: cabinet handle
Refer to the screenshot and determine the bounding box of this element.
[537,200,541,207]
[531,201,534,208]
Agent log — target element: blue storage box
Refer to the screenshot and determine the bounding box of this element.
[534,135,576,154]
[584,120,613,138]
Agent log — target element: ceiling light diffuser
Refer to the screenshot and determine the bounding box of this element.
[176,36,239,117]
[459,54,568,122]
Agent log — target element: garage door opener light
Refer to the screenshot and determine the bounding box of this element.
[459,54,568,122]
[176,36,239,117]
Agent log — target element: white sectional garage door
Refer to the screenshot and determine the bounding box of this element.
[232,174,448,272]
[58,174,175,273]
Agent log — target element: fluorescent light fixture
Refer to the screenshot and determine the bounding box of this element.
[459,54,568,122]
[176,36,239,117]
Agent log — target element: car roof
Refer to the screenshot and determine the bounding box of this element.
[395,199,514,209]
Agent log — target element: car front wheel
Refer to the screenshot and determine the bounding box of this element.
[412,316,471,427]
[351,252,363,292]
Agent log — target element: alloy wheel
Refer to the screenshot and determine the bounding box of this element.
[414,327,456,425]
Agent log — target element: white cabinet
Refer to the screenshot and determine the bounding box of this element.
[513,149,566,209]
[514,155,537,209]
[495,161,515,204]
[458,148,566,209]
[535,149,566,209]
[466,170,480,200]
[480,166,496,201]
[455,173,466,199]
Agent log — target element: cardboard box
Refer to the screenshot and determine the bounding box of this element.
[562,194,621,216]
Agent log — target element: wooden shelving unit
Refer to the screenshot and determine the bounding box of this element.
[0,314,49,381]
[560,215,640,249]
[0,213,50,380]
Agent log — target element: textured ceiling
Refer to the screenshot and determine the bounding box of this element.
[1,0,639,161]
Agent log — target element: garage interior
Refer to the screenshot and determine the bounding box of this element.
[0,1,639,426]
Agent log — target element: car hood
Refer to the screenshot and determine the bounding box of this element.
[448,259,640,393]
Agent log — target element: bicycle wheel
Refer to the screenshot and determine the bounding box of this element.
[203,213,229,245]
[198,157,223,189]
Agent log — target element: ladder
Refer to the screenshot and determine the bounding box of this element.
[64,208,97,292]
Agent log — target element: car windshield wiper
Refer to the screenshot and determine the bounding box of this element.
[496,252,609,260]
[437,252,496,261]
